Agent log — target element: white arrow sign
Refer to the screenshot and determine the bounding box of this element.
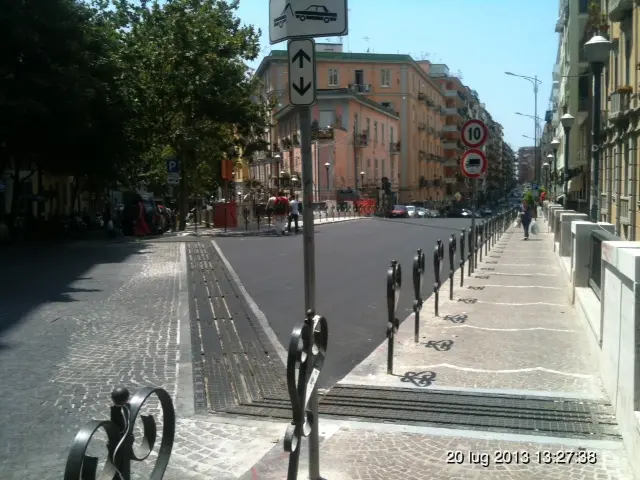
[270,0,348,45]
[287,38,316,106]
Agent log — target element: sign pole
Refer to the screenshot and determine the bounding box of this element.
[299,105,321,479]
[471,180,476,267]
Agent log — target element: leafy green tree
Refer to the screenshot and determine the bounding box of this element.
[0,0,136,215]
[107,0,270,229]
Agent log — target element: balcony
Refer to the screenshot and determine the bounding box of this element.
[418,150,427,160]
[601,193,608,214]
[442,124,461,134]
[390,141,401,155]
[354,132,369,147]
[620,197,630,223]
[442,107,459,117]
[610,91,631,119]
[348,83,372,93]
[312,128,334,140]
[552,64,561,81]
[445,89,465,106]
[609,0,634,22]
[418,122,426,131]
[443,141,463,150]
[418,92,426,101]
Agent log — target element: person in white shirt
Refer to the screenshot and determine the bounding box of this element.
[287,195,300,234]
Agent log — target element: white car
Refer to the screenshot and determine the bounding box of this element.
[406,205,417,217]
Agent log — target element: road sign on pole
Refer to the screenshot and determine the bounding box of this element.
[460,149,488,178]
[269,0,348,44]
[461,119,489,149]
[287,38,316,106]
[166,159,180,174]
[167,173,180,185]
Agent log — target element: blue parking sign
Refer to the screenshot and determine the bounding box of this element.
[166,159,180,173]
[532,183,538,190]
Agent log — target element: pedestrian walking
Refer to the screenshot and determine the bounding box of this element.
[269,190,289,236]
[287,194,300,234]
[519,198,535,240]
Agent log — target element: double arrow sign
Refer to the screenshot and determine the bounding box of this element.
[287,38,316,106]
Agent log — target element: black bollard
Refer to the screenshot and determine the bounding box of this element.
[474,225,479,269]
[460,229,466,287]
[386,260,401,374]
[467,227,473,276]
[267,211,272,227]
[433,245,441,317]
[64,386,176,480]
[284,310,328,480]
[412,249,425,344]
[479,221,484,263]
[484,220,489,256]
[243,206,250,231]
[448,234,456,300]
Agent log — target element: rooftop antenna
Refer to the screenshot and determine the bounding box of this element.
[363,36,370,53]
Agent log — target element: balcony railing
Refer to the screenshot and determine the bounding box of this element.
[442,107,459,116]
[354,132,369,147]
[611,91,631,117]
[589,229,620,300]
[418,122,426,131]
[609,0,634,22]
[620,197,630,222]
[390,141,401,154]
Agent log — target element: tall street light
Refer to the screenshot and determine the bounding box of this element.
[550,138,560,201]
[506,72,542,182]
[584,34,612,223]
[324,162,331,200]
[515,112,543,137]
[560,114,575,206]
[545,154,553,192]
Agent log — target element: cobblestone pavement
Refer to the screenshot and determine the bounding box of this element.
[244,423,634,479]
[0,242,283,479]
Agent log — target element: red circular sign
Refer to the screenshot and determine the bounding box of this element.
[460,149,488,178]
[461,119,489,148]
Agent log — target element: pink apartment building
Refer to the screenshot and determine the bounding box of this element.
[252,43,450,203]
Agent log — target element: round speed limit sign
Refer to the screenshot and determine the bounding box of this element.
[461,119,489,148]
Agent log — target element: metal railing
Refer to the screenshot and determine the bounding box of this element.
[588,229,620,300]
[64,386,175,480]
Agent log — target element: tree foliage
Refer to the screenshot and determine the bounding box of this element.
[0,0,270,217]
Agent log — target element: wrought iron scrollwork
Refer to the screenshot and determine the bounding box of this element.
[64,386,175,480]
[284,310,328,480]
[386,260,401,374]
[412,249,425,344]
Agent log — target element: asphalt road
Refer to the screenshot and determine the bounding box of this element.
[214,216,473,389]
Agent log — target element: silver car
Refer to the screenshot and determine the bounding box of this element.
[406,205,417,217]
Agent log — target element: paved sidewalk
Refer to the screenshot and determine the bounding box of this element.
[181,215,362,237]
[241,220,635,479]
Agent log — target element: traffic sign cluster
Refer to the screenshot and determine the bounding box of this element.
[460,119,489,179]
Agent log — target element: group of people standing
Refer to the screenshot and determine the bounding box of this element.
[266,191,301,236]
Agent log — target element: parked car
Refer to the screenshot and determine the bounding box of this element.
[406,205,417,217]
[416,207,427,218]
[388,205,409,218]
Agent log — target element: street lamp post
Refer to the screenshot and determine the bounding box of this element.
[544,158,552,193]
[274,154,281,190]
[280,170,286,193]
[290,176,298,196]
[550,138,560,201]
[359,171,365,196]
[560,114,575,207]
[324,162,330,201]
[506,72,542,182]
[584,34,612,223]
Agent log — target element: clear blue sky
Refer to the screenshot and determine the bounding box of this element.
[236,0,559,151]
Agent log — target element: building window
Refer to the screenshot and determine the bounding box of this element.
[374,158,379,179]
[374,121,378,143]
[390,159,395,182]
[381,124,385,144]
[381,159,386,177]
[629,137,636,195]
[366,118,371,136]
[328,69,339,87]
[381,69,391,87]
[390,127,394,144]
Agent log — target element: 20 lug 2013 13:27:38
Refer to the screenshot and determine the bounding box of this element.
[446,449,598,467]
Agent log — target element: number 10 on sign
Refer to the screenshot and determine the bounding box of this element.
[462,119,489,149]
